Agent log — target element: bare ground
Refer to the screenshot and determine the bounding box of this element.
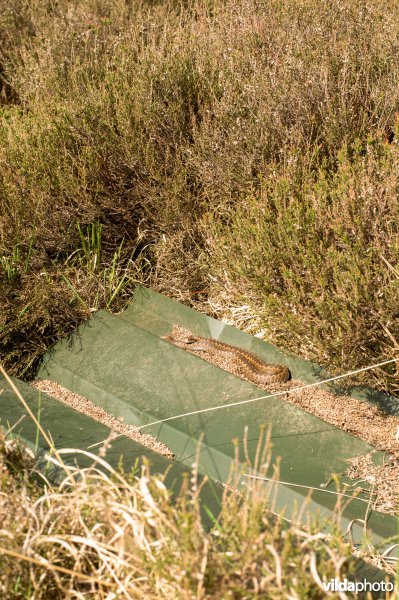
[31,379,175,460]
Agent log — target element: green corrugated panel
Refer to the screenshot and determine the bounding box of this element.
[0,374,221,517]
[124,287,399,415]
[0,373,392,585]
[36,286,398,548]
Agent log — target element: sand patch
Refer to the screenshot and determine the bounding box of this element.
[31,379,174,460]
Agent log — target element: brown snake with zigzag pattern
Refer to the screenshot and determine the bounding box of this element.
[162,325,291,385]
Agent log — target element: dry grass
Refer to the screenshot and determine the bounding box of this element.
[1,427,395,599]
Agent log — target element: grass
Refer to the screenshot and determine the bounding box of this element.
[0,0,399,391]
[1,421,394,599]
[0,366,397,597]
[0,2,398,590]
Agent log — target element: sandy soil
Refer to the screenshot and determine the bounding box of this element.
[346,453,399,515]
[31,379,175,460]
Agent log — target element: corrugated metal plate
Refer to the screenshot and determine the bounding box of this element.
[36,286,398,546]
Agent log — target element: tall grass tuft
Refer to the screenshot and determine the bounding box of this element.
[2,427,389,599]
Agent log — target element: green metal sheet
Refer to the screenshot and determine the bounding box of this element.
[36,286,399,548]
[125,287,399,415]
[0,374,222,518]
[0,374,391,586]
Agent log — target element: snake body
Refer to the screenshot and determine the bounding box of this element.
[163,325,291,385]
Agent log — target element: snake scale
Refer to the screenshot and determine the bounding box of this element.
[162,325,291,385]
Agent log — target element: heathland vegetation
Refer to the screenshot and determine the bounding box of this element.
[0,0,398,596]
[1,0,399,393]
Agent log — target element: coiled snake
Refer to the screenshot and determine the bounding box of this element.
[162,325,291,385]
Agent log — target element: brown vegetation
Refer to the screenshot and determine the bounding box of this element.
[0,0,398,393]
[2,428,388,599]
[1,1,399,593]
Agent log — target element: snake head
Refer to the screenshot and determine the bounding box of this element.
[165,325,198,344]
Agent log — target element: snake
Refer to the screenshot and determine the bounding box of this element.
[162,325,291,385]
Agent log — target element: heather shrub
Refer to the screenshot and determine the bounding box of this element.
[0,0,398,391]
